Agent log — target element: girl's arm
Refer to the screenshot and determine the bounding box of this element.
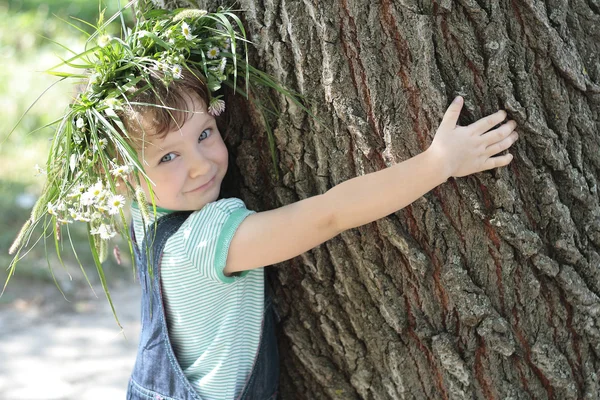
[224,97,518,274]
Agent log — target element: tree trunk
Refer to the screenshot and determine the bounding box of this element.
[161,0,600,398]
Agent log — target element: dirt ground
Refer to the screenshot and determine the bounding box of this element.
[0,278,141,400]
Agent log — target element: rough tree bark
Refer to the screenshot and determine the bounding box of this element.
[159,0,600,398]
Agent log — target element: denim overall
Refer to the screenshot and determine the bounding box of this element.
[126,211,279,400]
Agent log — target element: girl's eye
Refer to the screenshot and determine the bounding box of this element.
[199,129,211,141]
[160,153,176,163]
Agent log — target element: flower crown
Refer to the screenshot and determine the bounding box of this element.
[6,3,303,315]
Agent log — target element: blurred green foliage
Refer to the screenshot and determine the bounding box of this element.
[0,0,132,296]
[3,0,123,29]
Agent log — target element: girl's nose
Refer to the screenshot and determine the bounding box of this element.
[187,150,212,178]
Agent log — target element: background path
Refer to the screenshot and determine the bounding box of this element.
[0,280,140,400]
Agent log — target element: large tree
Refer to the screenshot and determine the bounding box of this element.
[159,0,600,398]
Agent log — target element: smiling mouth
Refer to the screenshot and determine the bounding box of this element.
[187,177,215,193]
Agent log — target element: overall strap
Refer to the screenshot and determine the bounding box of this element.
[128,211,203,400]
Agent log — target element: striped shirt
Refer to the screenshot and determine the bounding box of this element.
[131,198,264,399]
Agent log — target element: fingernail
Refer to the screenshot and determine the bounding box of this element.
[453,96,462,104]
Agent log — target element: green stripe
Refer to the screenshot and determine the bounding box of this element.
[214,208,253,283]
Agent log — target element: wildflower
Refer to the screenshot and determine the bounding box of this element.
[98,35,111,48]
[74,213,91,223]
[154,61,168,71]
[47,202,58,216]
[84,181,106,205]
[94,138,108,151]
[108,194,126,215]
[173,9,207,22]
[172,64,183,79]
[70,154,77,172]
[208,98,226,116]
[96,202,109,213]
[223,37,231,50]
[76,117,85,130]
[181,22,195,41]
[111,164,132,178]
[89,181,103,197]
[91,224,116,240]
[34,164,46,176]
[81,191,95,206]
[207,47,220,59]
[68,208,78,220]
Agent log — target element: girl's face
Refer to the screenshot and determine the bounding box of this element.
[138,95,228,211]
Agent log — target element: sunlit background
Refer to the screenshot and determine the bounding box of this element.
[0,1,141,398]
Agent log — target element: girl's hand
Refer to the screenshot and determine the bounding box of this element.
[428,96,518,178]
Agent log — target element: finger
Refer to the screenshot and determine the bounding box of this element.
[481,120,517,146]
[468,110,507,134]
[485,131,518,156]
[482,153,514,171]
[438,96,464,131]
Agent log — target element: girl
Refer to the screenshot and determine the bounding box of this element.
[9,4,517,400]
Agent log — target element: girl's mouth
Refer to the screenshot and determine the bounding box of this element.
[188,176,214,193]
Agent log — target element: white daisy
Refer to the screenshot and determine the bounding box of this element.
[76,117,85,130]
[74,213,90,223]
[207,47,220,59]
[172,64,183,79]
[111,164,132,178]
[80,191,95,206]
[181,22,195,40]
[91,224,116,240]
[108,194,126,215]
[47,202,58,216]
[84,181,106,205]
[67,184,86,198]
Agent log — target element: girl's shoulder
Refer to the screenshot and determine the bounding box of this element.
[192,197,249,217]
[184,197,253,229]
